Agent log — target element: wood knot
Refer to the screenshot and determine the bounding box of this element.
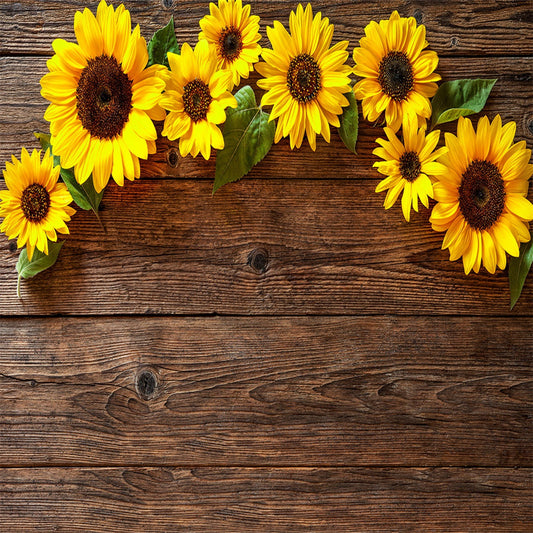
[450,36,459,47]
[167,148,179,168]
[9,241,17,253]
[413,9,423,24]
[247,248,269,273]
[135,368,159,401]
[161,0,175,8]
[528,120,533,136]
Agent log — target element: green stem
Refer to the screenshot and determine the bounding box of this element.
[92,207,107,233]
[78,181,106,233]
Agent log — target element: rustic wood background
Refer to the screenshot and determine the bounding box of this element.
[0,0,532,530]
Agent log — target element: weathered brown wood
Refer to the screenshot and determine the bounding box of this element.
[0,55,531,172]
[0,178,531,315]
[0,467,531,532]
[0,1,531,527]
[0,0,531,57]
[0,316,531,467]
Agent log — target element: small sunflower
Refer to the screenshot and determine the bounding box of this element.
[40,0,166,193]
[160,40,237,160]
[353,10,440,133]
[430,115,533,274]
[0,148,75,261]
[199,0,262,87]
[256,3,352,150]
[373,114,447,222]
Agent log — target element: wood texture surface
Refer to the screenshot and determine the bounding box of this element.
[1,467,531,532]
[1,179,531,315]
[1,0,532,56]
[0,0,531,529]
[1,316,531,467]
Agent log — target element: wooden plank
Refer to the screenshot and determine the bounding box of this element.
[0,316,531,467]
[0,178,531,316]
[0,467,531,531]
[0,55,531,173]
[0,0,531,56]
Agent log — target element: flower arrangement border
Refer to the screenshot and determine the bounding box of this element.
[1,1,531,307]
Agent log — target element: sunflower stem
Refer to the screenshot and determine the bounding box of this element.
[92,208,107,233]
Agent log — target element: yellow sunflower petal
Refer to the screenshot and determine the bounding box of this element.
[160,37,237,158]
[401,182,412,221]
[432,113,533,272]
[0,148,74,258]
[198,0,262,86]
[256,3,350,149]
[506,195,533,220]
[40,1,163,188]
[74,8,104,57]
[353,11,440,132]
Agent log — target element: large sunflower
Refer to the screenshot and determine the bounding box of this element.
[40,0,166,193]
[0,148,75,261]
[373,114,447,221]
[430,115,533,274]
[160,40,237,160]
[199,0,262,87]
[353,10,440,133]
[256,3,352,150]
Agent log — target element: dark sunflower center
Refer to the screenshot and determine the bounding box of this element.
[287,53,321,103]
[21,183,50,222]
[183,79,212,122]
[76,54,133,139]
[377,51,414,102]
[399,151,421,182]
[459,160,506,230]
[218,25,243,62]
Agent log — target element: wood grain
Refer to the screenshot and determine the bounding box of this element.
[0,316,531,467]
[0,1,532,528]
[0,467,531,532]
[0,55,531,171]
[0,178,531,316]
[0,0,531,56]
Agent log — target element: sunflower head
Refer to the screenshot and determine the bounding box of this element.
[430,115,533,274]
[353,10,441,132]
[256,3,352,151]
[160,40,237,160]
[373,113,447,221]
[0,148,75,261]
[199,0,262,87]
[40,0,167,193]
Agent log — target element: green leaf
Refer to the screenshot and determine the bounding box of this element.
[213,85,276,194]
[338,91,359,154]
[34,132,104,225]
[16,241,64,279]
[59,167,104,215]
[34,131,53,154]
[147,16,180,68]
[16,241,64,297]
[430,79,497,128]
[509,240,533,309]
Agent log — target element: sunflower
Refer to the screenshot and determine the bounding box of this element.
[199,0,262,87]
[40,0,166,193]
[160,40,237,160]
[373,114,447,221]
[0,148,75,261]
[353,10,440,133]
[430,115,533,274]
[256,3,352,151]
